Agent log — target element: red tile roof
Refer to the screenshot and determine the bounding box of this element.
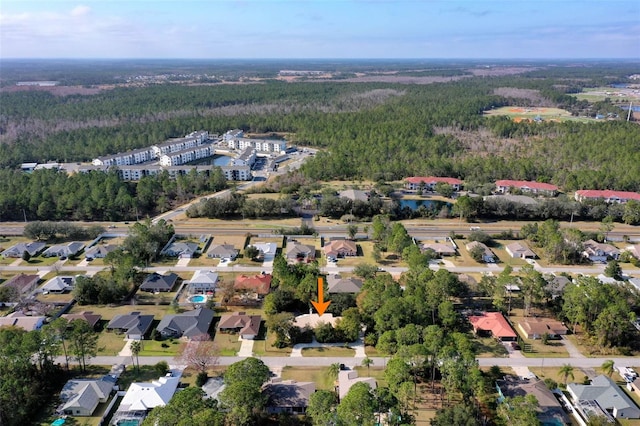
[405,176,462,185]
[575,190,640,201]
[495,180,558,191]
[469,312,517,339]
[234,274,272,295]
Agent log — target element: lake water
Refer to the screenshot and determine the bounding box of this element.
[192,155,232,166]
[398,199,451,210]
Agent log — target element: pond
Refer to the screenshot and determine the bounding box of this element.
[192,155,232,166]
[397,198,451,211]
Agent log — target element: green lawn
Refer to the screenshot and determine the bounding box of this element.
[97,329,127,356]
[138,338,183,356]
[280,366,338,390]
[301,346,356,357]
[68,303,171,321]
[252,325,293,357]
[212,331,241,356]
[473,336,509,358]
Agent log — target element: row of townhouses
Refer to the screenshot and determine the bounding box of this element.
[79,164,252,181]
[92,131,211,167]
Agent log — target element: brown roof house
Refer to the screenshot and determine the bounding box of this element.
[3,273,39,296]
[62,311,102,329]
[218,312,261,340]
[421,242,457,257]
[263,379,316,414]
[0,311,46,331]
[469,312,517,341]
[505,241,536,259]
[517,318,568,340]
[234,273,272,299]
[496,377,570,426]
[324,239,357,258]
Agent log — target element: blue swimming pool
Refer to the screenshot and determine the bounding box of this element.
[188,295,207,303]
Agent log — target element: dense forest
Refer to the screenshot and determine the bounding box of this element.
[1,61,639,221]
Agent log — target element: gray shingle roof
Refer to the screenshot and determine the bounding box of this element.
[156,308,214,339]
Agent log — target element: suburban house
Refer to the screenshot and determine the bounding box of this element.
[187,270,218,294]
[567,375,640,420]
[58,377,114,416]
[106,312,154,340]
[505,241,537,259]
[545,275,571,299]
[156,307,214,340]
[3,273,40,296]
[465,241,496,263]
[286,242,316,263]
[468,312,517,341]
[338,189,369,202]
[496,377,570,426]
[263,379,316,414]
[217,312,262,340]
[42,276,76,293]
[112,376,180,425]
[139,272,179,292]
[323,239,357,258]
[42,242,85,258]
[162,241,198,258]
[495,180,559,196]
[206,244,239,260]
[624,244,640,260]
[248,242,278,261]
[84,244,118,260]
[575,189,640,204]
[517,318,568,340]
[338,370,377,400]
[62,311,102,329]
[582,239,620,262]
[326,274,363,294]
[405,176,463,192]
[1,241,46,258]
[421,242,457,257]
[0,311,46,331]
[234,273,272,299]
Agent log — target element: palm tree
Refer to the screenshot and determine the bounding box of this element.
[328,363,341,383]
[130,340,142,373]
[559,364,574,385]
[601,360,615,377]
[362,357,373,376]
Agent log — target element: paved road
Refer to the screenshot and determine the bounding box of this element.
[59,355,639,371]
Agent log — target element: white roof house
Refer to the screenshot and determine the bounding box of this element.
[338,370,377,400]
[188,270,219,293]
[42,242,85,258]
[42,276,76,293]
[567,375,640,419]
[117,376,180,413]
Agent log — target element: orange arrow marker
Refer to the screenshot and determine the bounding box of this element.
[311,277,331,316]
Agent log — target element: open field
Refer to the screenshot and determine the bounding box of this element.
[67,303,170,321]
[138,338,182,356]
[483,106,593,122]
[97,327,128,355]
[571,86,640,103]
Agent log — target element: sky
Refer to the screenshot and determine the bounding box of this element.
[1,0,639,59]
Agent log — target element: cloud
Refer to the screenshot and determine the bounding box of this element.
[71,5,91,17]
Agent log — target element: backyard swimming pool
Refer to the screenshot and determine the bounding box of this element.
[188,294,207,303]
